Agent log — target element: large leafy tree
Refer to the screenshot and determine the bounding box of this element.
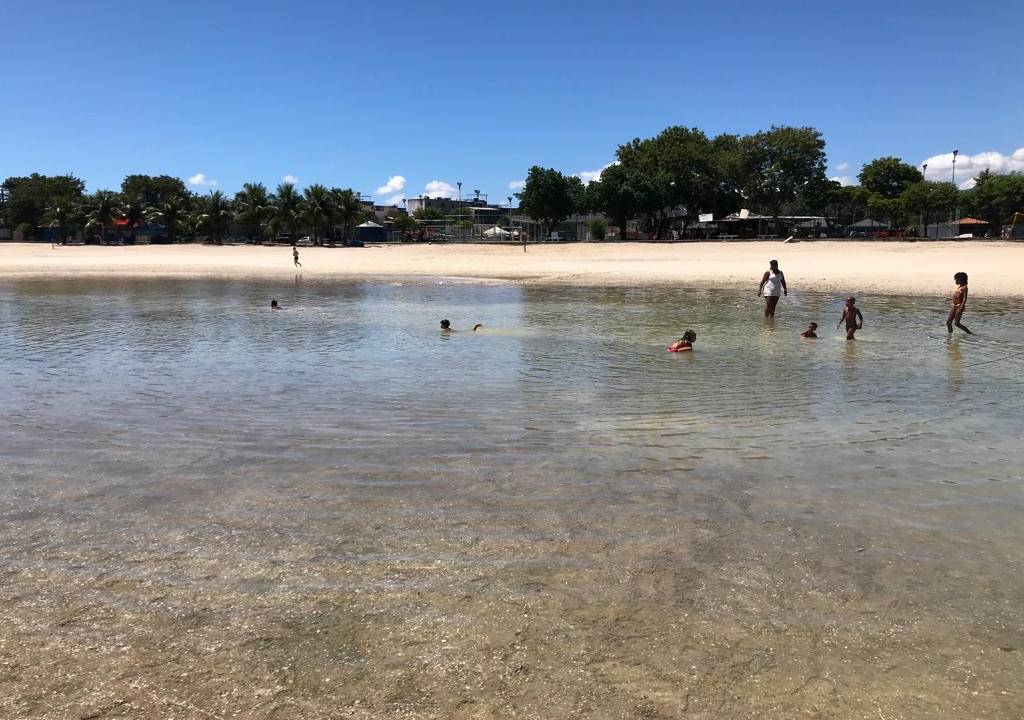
[272,183,303,240]
[585,163,638,239]
[120,192,148,237]
[2,173,86,235]
[900,181,959,235]
[196,191,233,243]
[518,166,583,236]
[331,188,365,240]
[121,175,188,207]
[43,199,86,244]
[301,184,334,243]
[967,171,1024,229]
[738,126,828,217]
[858,157,924,199]
[234,182,273,241]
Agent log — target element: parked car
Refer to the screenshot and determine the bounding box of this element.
[295,237,314,246]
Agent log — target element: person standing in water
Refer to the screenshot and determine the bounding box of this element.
[837,297,863,340]
[947,272,972,334]
[757,259,787,318]
[293,245,302,268]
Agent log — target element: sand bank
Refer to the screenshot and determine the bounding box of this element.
[2,240,1022,296]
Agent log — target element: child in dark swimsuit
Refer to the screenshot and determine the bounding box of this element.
[837,298,863,340]
[801,322,818,338]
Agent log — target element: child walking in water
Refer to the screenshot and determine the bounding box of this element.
[947,272,972,334]
[668,330,697,352]
[837,297,863,340]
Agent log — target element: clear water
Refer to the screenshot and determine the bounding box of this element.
[2,278,1023,717]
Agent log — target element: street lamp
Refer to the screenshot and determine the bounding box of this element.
[920,163,928,237]
[950,150,960,231]
[950,150,959,188]
[457,182,462,203]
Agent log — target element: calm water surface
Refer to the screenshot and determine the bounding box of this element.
[3,278,1024,717]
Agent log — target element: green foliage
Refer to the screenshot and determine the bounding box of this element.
[900,181,958,234]
[738,126,828,215]
[301,184,334,242]
[43,200,86,243]
[968,172,1024,228]
[272,183,303,240]
[146,193,192,243]
[2,173,86,236]
[331,188,364,239]
[389,210,417,231]
[234,182,273,240]
[518,166,583,235]
[196,191,233,242]
[586,163,639,238]
[587,218,607,240]
[858,157,923,199]
[121,175,187,207]
[84,190,121,240]
[412,206,444,221]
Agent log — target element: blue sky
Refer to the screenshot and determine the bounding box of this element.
[3,0,1022,202]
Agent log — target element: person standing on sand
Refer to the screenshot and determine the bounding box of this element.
[947,272,972,334]
[292,245,301,268]
[757,259,787,318]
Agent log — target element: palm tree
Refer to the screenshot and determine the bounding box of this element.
[44,200,85,244]
[331,188,365,241]
[234,182,272,242]
[301,184,334,245]
[147,193,191,243]
[272,183,302,242]
[85,190,120,243]
[120,192,148,242]
[196,190,233,244]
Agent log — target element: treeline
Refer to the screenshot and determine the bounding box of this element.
[0,174,420,243]
[518,125,1024,236]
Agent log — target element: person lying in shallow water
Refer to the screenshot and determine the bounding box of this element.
[668,329,697,352]
[270,300,280,309]
[440,319,482,332]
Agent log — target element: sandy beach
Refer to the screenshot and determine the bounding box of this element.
[2,240,1023,296]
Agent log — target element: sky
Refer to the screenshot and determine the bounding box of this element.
[2,0,1022,204]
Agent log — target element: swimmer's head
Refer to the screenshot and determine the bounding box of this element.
[682,330,697,342]
[270,300,279,309]
[440,319,451,330]
[845,296,856,306]
[954,271,968,285]
[808,322,817,330]
[472,323,482,331]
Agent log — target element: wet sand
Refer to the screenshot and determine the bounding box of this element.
[3,240,1024,296]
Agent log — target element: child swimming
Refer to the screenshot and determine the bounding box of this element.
[801,322,818,338]
[837,297,863,340]
[668,330,697,352]
[947,272,972,334]
[440,320,483,332]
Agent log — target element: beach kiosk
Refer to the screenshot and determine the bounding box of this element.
[355,220,386,244]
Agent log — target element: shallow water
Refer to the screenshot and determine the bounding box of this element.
[1,278,1023,718]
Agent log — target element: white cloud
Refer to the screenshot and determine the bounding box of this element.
[375,175,406,196]
[576,163,614,185]
[282,174,299,185]
[835,162,850,171]
[508,180,525,191]
[423,180,458,199]
[921,147,1024,185]
[830,176,855,187]
[382,194,404,207]
[187,173,217,187]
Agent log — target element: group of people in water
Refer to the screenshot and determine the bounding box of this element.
[272,256,974,348]
[671,259,971,352]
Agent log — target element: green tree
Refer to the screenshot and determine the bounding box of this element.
[331,188,365,240]
[43,200,85,244]
[234,182,273,241]
[120,192,148,238]
[585,163,637,240]
[967,172,1024,230]
[738,126,828,218]
[147,193,191,243]
[84,190,121,242]
[858,157,924,199]
[196,190,233,243]
[518,166,583,236]
[390,210,417,231]
[587,217,607,240]
[901,181,958,236]
[272,183,303,241]
[121,175,188,207]
[412,206,444,221]
[2,174,86,236]
[301,184,334,243]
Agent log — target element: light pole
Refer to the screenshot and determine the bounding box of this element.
[950,150,959,232]
[457,182,462,204]
[920,163,928,237]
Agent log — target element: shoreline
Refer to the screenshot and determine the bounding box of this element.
[3,241,1023,296]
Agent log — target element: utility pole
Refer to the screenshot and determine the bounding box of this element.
[950,150,959,235]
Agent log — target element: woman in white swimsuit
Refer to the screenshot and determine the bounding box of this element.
[757,259,787,318]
